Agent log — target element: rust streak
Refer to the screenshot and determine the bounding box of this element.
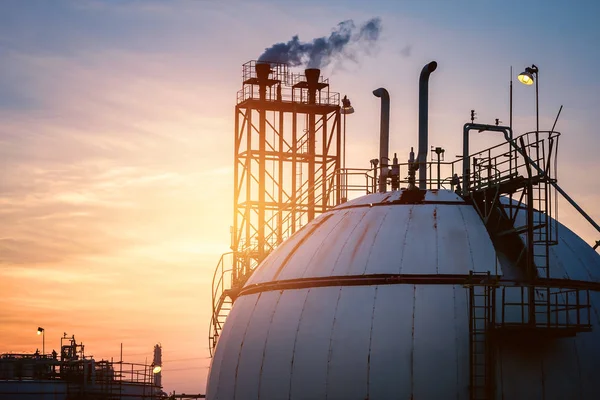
[350,220,372,262]
[381,193,394,203]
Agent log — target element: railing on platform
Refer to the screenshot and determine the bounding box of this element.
[237,60,340,106]
[497,285,592,334]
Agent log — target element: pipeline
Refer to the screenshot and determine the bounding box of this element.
[418,61,438,189]
[373,88,390,193]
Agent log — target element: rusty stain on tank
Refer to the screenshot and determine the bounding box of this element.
[350,219,373,262]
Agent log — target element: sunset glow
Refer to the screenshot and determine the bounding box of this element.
[1,0,599,395]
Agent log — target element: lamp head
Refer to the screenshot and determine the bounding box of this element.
[37,327,44,335]
[341,95,354,115]
[518,64,538,86]
[518,70,534,85]
[152,365,162,374]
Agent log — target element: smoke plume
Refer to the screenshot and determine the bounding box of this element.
[258,18,382,69]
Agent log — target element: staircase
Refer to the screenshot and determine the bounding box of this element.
[465,131,593,399]
[208,253,235,356]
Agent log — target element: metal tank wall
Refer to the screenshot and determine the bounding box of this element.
[244,190,501,285]
[496,200,600,399]
[0,380,68,399]
[0,380,161,399]
[207,190,600,399]
[209,284,471,399]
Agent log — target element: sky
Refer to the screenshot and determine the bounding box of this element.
[1,0,599,395]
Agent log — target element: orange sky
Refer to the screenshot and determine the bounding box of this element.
[1,0,599,394]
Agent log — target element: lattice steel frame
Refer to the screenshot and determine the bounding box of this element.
[232,61,341,286]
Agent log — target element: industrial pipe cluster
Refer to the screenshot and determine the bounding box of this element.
[371,61,437,193]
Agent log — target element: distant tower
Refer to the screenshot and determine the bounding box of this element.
[153,344,162,389]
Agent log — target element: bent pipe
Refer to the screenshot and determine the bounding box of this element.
[418,61,438,190]
[373,88,390,193]
[462,123,513,196]
[462,124,600,237]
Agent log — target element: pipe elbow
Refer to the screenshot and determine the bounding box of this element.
[419,61,438,83]
[372,87,389,100]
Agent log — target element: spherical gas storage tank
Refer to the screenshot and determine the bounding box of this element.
[206,189,600,399]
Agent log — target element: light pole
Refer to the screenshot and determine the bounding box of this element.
[341,95,354,200]
[431,146,445,189]
[517,64,539,139]
[341,95,355,170]
[37,327,45,355]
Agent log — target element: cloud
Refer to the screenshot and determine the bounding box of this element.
[400,44,412,57]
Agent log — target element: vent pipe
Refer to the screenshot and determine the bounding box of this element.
[255,62,271,81]
[417,61,437,189]
[373,88,390,193]
[305,68,321,104]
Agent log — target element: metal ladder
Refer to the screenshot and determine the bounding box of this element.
[467,271,495,400]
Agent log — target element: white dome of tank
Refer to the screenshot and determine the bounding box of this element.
[206,189,600,399]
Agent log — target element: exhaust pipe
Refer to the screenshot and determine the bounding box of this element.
[305,68,321,105]
[373,88,390,193]
[418,61,438,189]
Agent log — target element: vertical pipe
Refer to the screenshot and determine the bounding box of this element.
[278,110,284,245]
[336,109,341,204]
[343,112,347,201]
[343,112,346,171]
[291,111,297,233]
[322,114,328,212]
[308,111,316,222]
[418,61,438,189]
[509,66,513,131]
[437,155,441,189]
[373,88,390,193]
[305,69,320,222]
[509,67,514,219]
[258,87,266,262]
[463,126,470,195]
[233,107,240,283]
[535,70,539,138]
[245,108,252,277]
[254,63,272,265]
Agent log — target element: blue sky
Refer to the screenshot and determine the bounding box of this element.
[1,0,599,394]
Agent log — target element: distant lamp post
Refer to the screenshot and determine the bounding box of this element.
[341,95,354,171]
[37,327,45,355]
[341,95,354,202]
[518,64,540,136]
[431,146,445,189]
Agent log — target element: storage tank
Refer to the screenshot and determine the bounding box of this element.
[206,189,600,399]
[207,61,600,399]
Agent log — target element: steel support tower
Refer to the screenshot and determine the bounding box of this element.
[209,61,341,353]
[233,60,341,284]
